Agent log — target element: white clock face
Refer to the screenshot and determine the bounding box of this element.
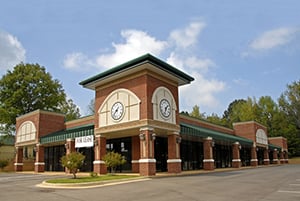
[111,102,124,120]
[160,99,171,118]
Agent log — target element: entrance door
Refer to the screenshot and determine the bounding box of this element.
[77,147,94,172]
[44,145,65,171]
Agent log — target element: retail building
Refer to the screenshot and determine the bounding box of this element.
[14,54,288,176]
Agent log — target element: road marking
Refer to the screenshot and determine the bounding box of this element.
[278,190,300,194]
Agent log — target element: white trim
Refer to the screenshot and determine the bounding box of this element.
[139,127,154,132]
[263,159,270,162]
[273,159,278,161]
[14,163,23,166]
[232,159,241,162]
[285,159,289,161]
[167,159,182,163]
[206,137,213,140]
[93,160,105,164]
[131,160,139,164]
[280,159,285,161]
[251,159,258,162]
[139,159,156,163]
[203,159,214,163]
[34,162,45,165]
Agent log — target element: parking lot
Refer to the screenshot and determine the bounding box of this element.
[0,165,299,201]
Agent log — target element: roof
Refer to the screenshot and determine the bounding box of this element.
[79,53,194,89]
[180,122,253,146]
[40,124,94,144]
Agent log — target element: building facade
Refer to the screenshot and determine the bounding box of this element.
[14,54,288,176]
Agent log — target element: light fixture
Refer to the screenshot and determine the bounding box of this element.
[65,143,69,149]
[176,136,182,144]
[151,133,156,141]
[211,140,215,147]
[239,145,242,150]
[139,133,145,141]
[33,146,37,152]
[94,140,98,146]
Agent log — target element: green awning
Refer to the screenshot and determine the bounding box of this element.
[268,143,282,152]
[40,124,94,144]
[180,122,253,146]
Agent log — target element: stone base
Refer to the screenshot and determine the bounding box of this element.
[139,159,156,176]
[14,163,23,172]
[34,162,45,172]
[203,159,214,170]
[232,159,241,168]
[251,159,258,167]
[131,160,139,173]
[167,159,181,173]
[263,159,270,165]
[93,161,107,175]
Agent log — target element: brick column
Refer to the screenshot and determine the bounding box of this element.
[263,148,270,165]
[34,144,45,172]
[93,135,107,174]
[250,143,258,167]
[279,151,285,164]
[139,127,156,176]
[284,151,289,163]
[65,138,75,173]
[272,149,279,164]
[203,137,214,170]
[167,133,181,174]
[131,135,140,173]
[14,146,23,172]
[232,142,241,168]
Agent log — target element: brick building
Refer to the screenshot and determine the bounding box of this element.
[14,54,288,176]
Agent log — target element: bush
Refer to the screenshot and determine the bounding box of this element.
[103,151,126,174]
[61,152,85,179]
[0,159,9,170]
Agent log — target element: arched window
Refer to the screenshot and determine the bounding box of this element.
[17,121,36,143]
[256,129,268,145]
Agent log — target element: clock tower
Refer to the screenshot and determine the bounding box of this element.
[80,54,194,176]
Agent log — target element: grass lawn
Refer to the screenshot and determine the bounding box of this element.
[46,174,140,184]
[289,157,300,164]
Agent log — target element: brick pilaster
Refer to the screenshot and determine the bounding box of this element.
[272,149,279,164]
[34,144,45,172]
[131,135,140,173]
[203,137,214,170]
[139,127,156,176]
[14,146,23,172]
[167,133,181,174]
[263,148,270,165]
[250,144,258,167]
[93,135,107,174]
[232,142,241,168]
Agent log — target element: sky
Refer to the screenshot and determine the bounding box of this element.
[0,0,299,117]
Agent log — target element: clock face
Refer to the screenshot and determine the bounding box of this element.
[160,99,171,118]
[111,102,124,120]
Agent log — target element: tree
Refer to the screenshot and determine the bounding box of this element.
[59,98,81,121]
[278,80,300,156]
[0,63,80,134]
[103,151,126,174]
[189,105,205,119]
[61,152,85,179]
[86,99,95,115]
[222,99,247,127]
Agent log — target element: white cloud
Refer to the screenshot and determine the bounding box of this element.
[63,20,226,114]
[63,52,95,71]
[180,72,226,111]
[169,21,206,48]
[0,30,26,74]
[96,30,167,68]
[250,27,298,50]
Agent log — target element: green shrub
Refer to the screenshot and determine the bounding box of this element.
[103,151,126,174]
[0,159,8,170]
[61,152,85,179]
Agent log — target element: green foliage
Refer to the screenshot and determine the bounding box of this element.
[0,159,9,170]
[61,152,85,179]
[189,105,205,119]
[0,63,81,133]
[103,151,126,174]
[90,172,98,177]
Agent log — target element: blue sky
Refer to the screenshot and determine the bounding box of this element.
[0,0,299,116]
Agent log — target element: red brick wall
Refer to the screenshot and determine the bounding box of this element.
[233,121,268,142]
[65,116,94,129]
[269,137,288,150]
[95,70,179,127]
